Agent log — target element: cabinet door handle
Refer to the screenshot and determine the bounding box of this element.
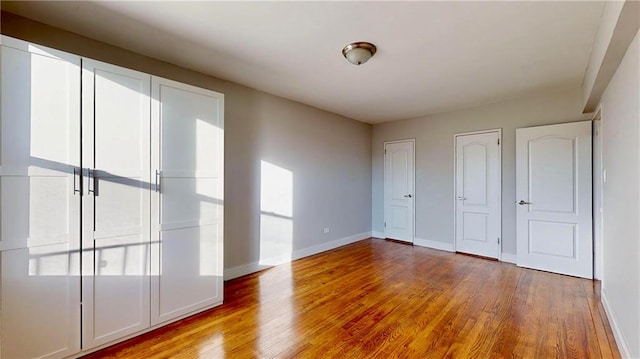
[73,167,81,195]
[88,169,97,196]
[155,170,161,193]
[457,196,467,200]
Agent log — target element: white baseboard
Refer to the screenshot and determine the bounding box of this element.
[372,231,386,239]
[224,231,372,280]
[224,262,273,281]
[500,253,517,264]
[292,231,371,260]
[413,237,454,252]
[601,288,632,358]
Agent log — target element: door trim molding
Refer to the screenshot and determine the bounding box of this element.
[592,107,603,280]
[384,138,416,145]
[383,138,416,243]
[453,129,502,260]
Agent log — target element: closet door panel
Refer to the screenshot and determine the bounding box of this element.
[158,225,220,316]
[151,77,224,325]
[1,176,71,248]
[93,234,149,336]
[160,177,219,227]
[2,244,80,359]
[0,43,77,169]
[0,36,81,359]
[93,67,146,172]
[158,87,222,172]
[82,59,151,348]
[93,173,144,231]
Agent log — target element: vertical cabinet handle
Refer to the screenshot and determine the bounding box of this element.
[73,167,81,195]
[155,170,161,193]
[88,169,97,196]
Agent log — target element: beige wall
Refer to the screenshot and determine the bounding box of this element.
[599,29,640,358]
[0,12,373,275]
[372,87,591,255]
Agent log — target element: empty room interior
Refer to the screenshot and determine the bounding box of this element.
[0,1,639,358]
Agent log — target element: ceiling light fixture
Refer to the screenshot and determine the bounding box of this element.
[342,42,377,66]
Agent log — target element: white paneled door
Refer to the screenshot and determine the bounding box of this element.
[455,131,501,258]
[0,35,81,359]
[151,77,224,325]
[516,121,592,278]
[384,140,415,243]
[81,59,151,347]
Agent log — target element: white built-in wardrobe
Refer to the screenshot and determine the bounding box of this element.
[0,36,224,358]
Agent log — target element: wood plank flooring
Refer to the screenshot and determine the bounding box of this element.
[83,238,620,358]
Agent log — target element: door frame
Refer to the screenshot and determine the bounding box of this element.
[383,139,416,243]
[453,129,502,260]
[592,108,603,280]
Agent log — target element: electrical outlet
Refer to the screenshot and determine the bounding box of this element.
[323,227,330,234]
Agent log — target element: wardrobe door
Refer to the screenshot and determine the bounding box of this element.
[151,77,224,325]
[81,59,151,348]
[0,36,81,358]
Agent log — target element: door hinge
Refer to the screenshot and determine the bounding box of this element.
[384,149,387,154]
[497,237,501,244]
[497,138,500,145]
[384,221,386,227]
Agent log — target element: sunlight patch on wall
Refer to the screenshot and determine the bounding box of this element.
[259,161,293,266]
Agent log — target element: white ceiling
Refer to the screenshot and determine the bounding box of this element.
[2,1,605,124]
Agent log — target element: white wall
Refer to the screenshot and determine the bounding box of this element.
[372,87,591,255]
[0,13,373,279]
[599,29,640,358]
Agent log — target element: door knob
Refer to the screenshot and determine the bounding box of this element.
[457,196,467,200]
[404,194,412,198]
[518,200,532,205]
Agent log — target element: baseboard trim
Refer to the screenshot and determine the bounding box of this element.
[601,288,632,358]
[292,231,371,260]
[224,262,273,281]
[224,232,372,281]
[414,238,454,252]
[372,231,386,239]
[500,253,517,264]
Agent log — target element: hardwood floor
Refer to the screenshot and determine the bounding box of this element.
[83,238,620,358]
